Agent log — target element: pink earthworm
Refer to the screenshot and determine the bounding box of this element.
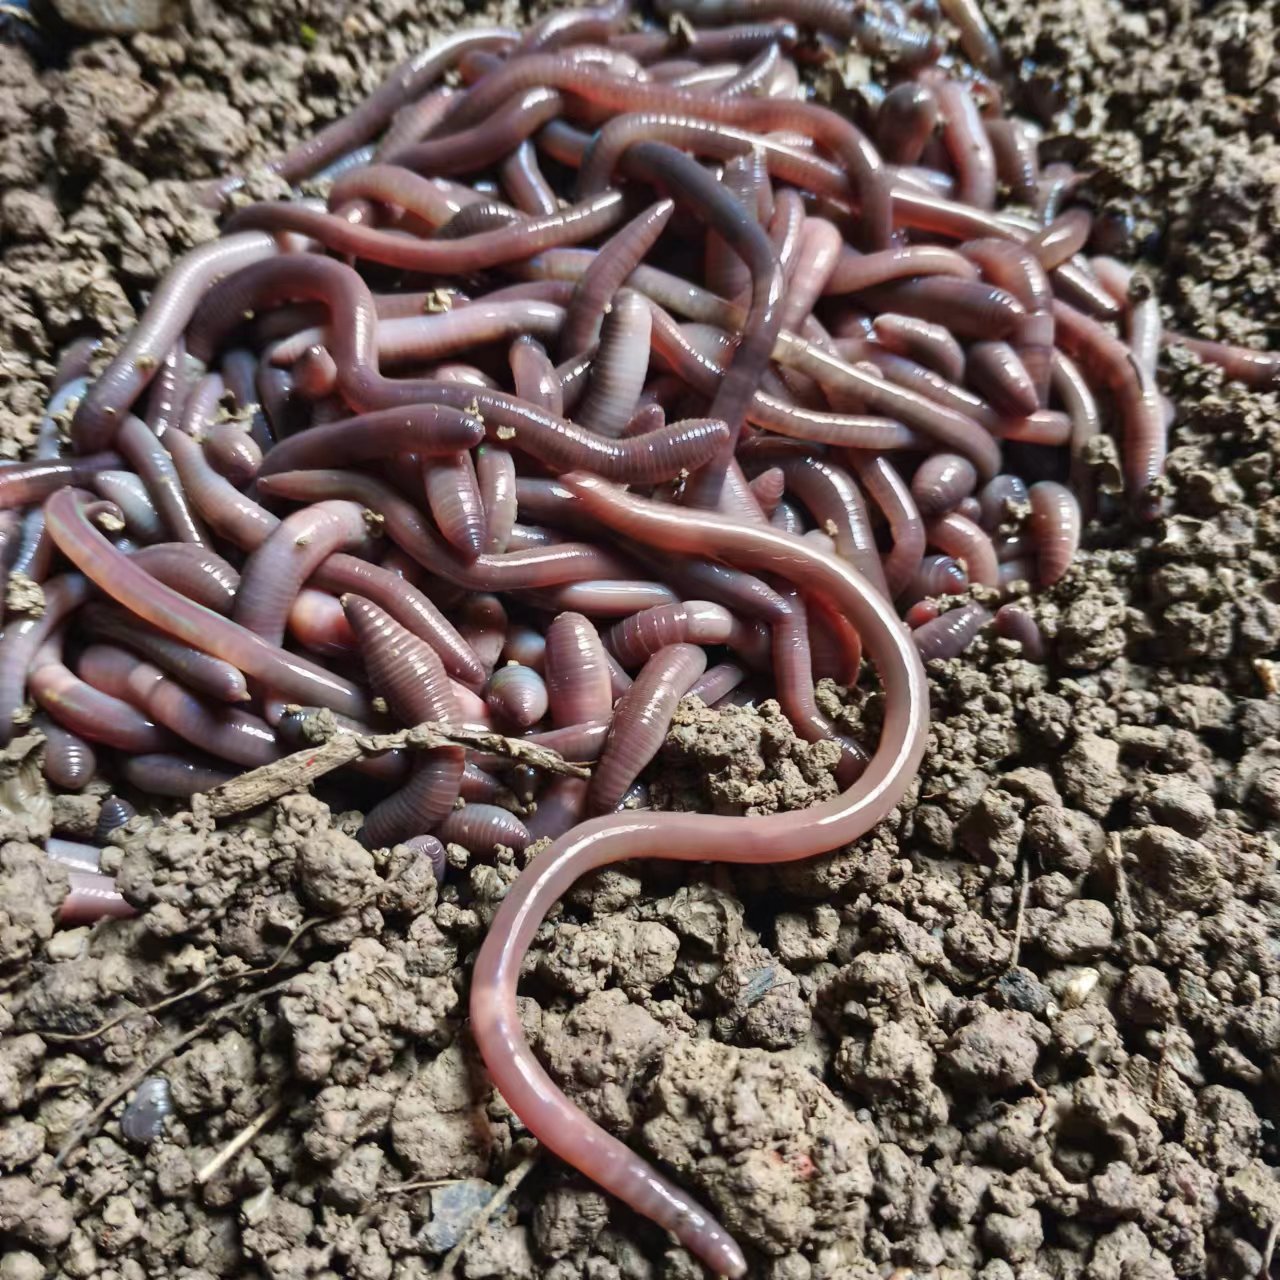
[116,415,207,546]
[520,0,630,52]
[998,556,1036,589]
[994,603,1046,660]
[1161,332,1280,389]
[375,87,458,163]
[704,153,761,303]
[425,451,487,560]
[954,496,983,524]
[37,717,97,791]
[559,198,675,356]
[502,626,546,671]
[1030,207,1092,270]
[0,453,126,512]
[163,428,281,549]
[272,27,519,183]
[927,510,999,586]
[145,342,193,439]
[403,834,448,882]
[1033,162,1078,223]
[875,82,940,165]
[966,341,1039,416]
[522,719,612,764]
[177,370,225,437]
[71,233,277,453]
[931,76,997,209]
[1049,350,1102,480]
[509,337,565,416]
[234,501,376,646]
[913,600,993,661]
[545,611,614,726]
[1051,299,1164,511]
[52,338,101,393]
[781,217,844,335]
[30,660,173,753]
[46,836,103,874]
[687,660,748,705]
[1027,481,1081,586]
[89,472,161,542]
[45,491,371,718]
[384,85,567,175]
[525,776,591,842]
[577,290,653,437]
[606,600,759,669]
[132,542,241,614]
[201,421,261,487]
[288,590,357,656]
[476,447,518,555]
[362,747,468,849]
[990,409,1071,446]
[58,870,136,926]
[81,605,250,703]
[984,118,1038,204]
[910,452,978,517]
[872,314,966,382]
[522,580,680,616]
[470,473,927,1278]
[122,753,234,797]
[746,465,786,516]
[458,595,509,673]
[486,664,550,728]
[823,245,979,295]
[852,277,1025,339]
[501,140,560,216]
[848,452,926,598]
[589,643,707,815]
[324,164,471,231]
[938,0,1003,72]
[977,474,1030,530]
[436,803,533,854]
[228,190,627,274]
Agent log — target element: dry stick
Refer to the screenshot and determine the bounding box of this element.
[194,720,589,820]
[438,1151,541,1277]
[1006,855,1031,970]
[196,1097,286,1184]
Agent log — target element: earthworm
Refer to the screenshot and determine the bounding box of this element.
[45,491,371,718]
[425,452,487,560]
[501,140,560,216]
[509,337,565,416]
[131,543,241,614]
[436,803,532,854]
[545,611,615,725]
[606,600,756,669]
[994,603,1045,660]
[38,716,97,791]
[403,834,448,883]
[577,291,653,437]
[362,746,467,848]
[486,664,550,729]
[899,560,963,622]
[910,452,978,517]
[227,190,627,275]
[71,233,277,453]
[272,27,519,183]
[0,453,126,511]
[852,277,1025,339]
[118,752,232,796]
[53,338,101,393]
[470,474,927,1278]
[1030,208,1091,270]
[502,626,547,671]
[91,472,164,543]
[81,605,251,703]
[932,77,996,209]
[913,600,992,660]
[848,452,926,598]
[94,795,137,843]
[872,314,966,381]
[525,776,591,842]
[927,510,999,586]
[823,245,978,295]
[202,421,262,487]
[977,474,1030,530]
[145,342,192,439]
[876,82,939,165]
[560,199,676,357]
[234,501,375,646]
[746,465,786,517]
[458,595,508,673]
[1162,332,1280,389]
[116,416,207,546]
[178,371,225,437]
[288,590,357,657]
[589,643,707,815]
[1027,481,1080,587]
[476,447,518,555]
[163,428,280,549]
[704,154,760,303]
[781,218,844,335]
[59,870,136,926]
[686,661,748,705]
[984,118,1038,204]
[46,836,103,874]
[30,661,172,753]
[938,0,1003,73]
[523,580,680,616]
[966,341,1039,416]
[376,88,458,161]
[120,1077,173,1145]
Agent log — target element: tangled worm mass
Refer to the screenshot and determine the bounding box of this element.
[12,0,1280,1271]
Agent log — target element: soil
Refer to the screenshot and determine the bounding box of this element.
[1,0,1279,1278]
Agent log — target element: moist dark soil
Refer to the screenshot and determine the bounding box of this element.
[1,1,1279,1277]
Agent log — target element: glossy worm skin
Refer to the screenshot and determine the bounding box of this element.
[436,803,532,854]
[470,475,928,1279]
[122,753,234,797]
[38,716,97,791]
[910,452,978,518]
[913,601,993,661]
[486,664,550,728]
[545,611,614,726]
[1028,481,1081,587]
[994,603,1046,660]
[927,511,1000,587]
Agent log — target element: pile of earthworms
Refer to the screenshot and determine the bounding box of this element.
[8,0,1279,1271]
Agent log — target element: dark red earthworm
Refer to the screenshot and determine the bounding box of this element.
[116,415,207,546]
[910,452,978,518]
[903,599,940,629]
[704,152,759,304]
[852,277,1025,340]
[476,446,517,555]
[486,664,550,728]
[227,190,627,274]
[122,753,234,797]
[913,601,993,661]
[457,594,508,674]
[994,603,1046,660]
[45,491,371,718]
[436,803,533,854]
[588,643,707,815]
[425,451,487,560]
[927,511,999,586]
[131,542,240,615]
[931,76,996,209]
[847,452,925,599]
[606,600,757,669]
[31,660,172,753]
[271,27,519,184]
[578,290,653,438]
[545,611,614,726]
[718,41,786,97]
[966,340,1039,417]
[71,233,277,453]
[872,314,966,382]
[362,747,468,849]
[876,82,940,165]
[82,604,250,703]
[977,474,1030,531]
[823,246,979,297]
[501,139,560,216]
[234,501,376,646]
[37,714,97,791]
[1030,207,1091,270]
[984,118,1038,204]
[509,337,565,416]
[219,347,272,448]
[1027,480,1081,586]
[385,86,566,175]
[1051,258,1124,320]
[1161,332,1280,389]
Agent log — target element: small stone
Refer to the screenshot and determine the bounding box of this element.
[1040,899,1114,962]
[423,1180,496,1253]
[943,1010,1043,1091]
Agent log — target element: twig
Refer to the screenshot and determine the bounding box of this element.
[437,1150,540,1276]
[385,1178,463,1195]
[194,720,588,819]
[196,1097,286,1184]
[1109,832,1136,940]
[1006,855,1031,971]
[1261,1219,1278,1280]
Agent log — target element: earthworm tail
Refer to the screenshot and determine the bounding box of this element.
[910,452,978,518]
[913,601,993,661]
[1027,481,1081,587]
[994,603,1046,660]
[122,753,234,797]
[545,611,615,726]
[38,715,97,791]
[437,802,533,854]
[485,664,550,729]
